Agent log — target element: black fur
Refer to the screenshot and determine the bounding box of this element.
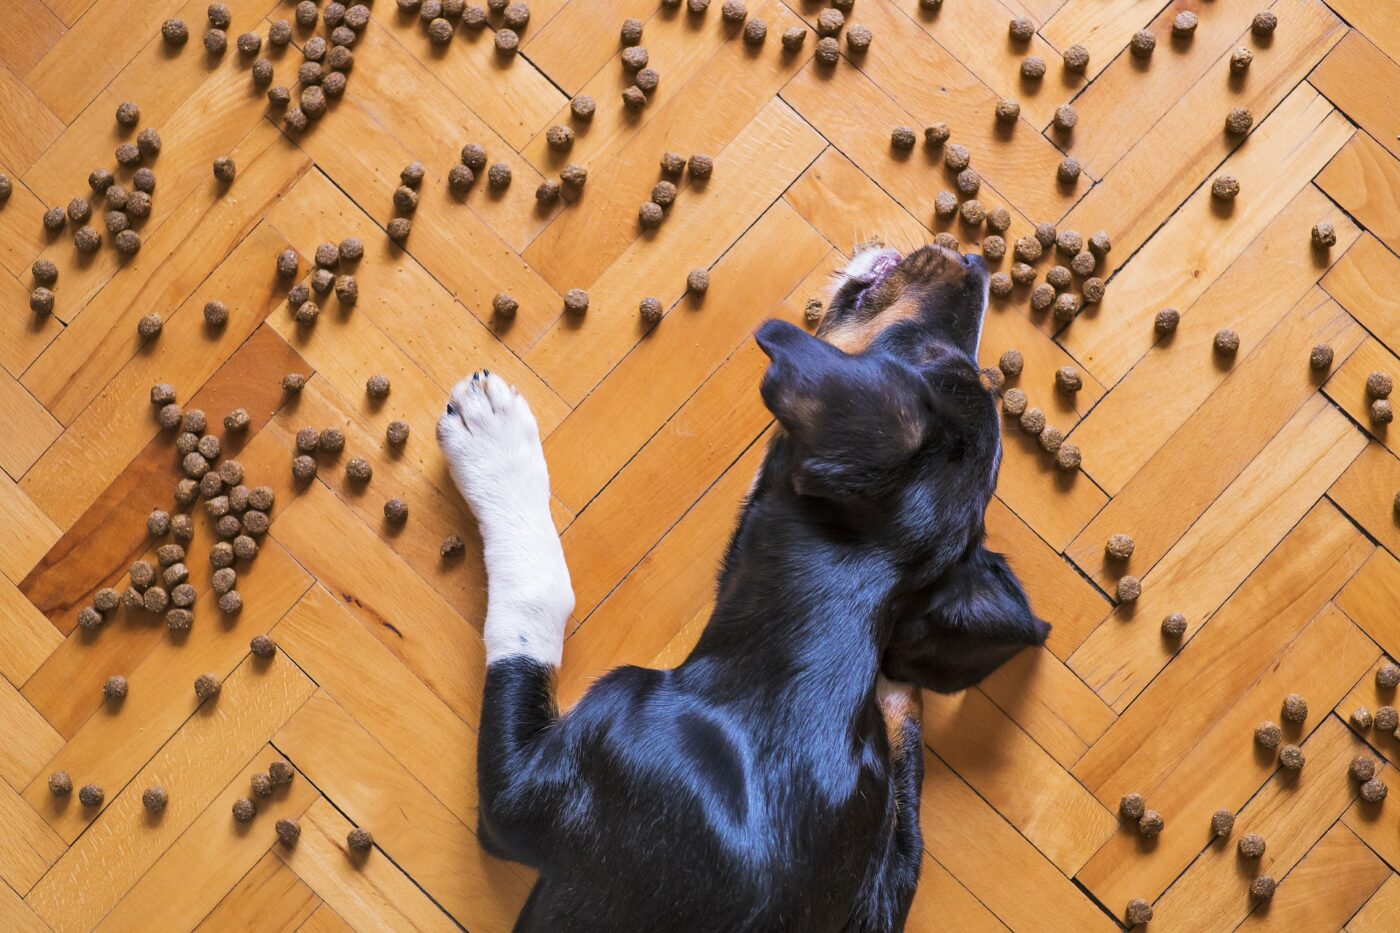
[478,246,1049,931]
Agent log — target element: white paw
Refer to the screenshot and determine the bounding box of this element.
[437,370,549,532]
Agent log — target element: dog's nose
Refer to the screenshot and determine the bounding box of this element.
[963,252,987,273]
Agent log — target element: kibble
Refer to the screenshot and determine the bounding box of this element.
[1125,900,1153,926]
[204,28,228,55]
[1214,329,1240,356]
[1374,399,1394,425]
[1214,172,1242,200]
[1309,222,1336,250]
[1119,792,1145,820]
[1154,308,1180,335]
[1057,157,1081,184]
[1172,10,1197,35]
[440,534,466,558]
[77,605,103,630]
[216,514,241,538]
[1160,612,1188,638]
[49,771,73,796]
[1279,744,1305,771]
[955,169,980,197]
[1238,832,1266,858]
[1055,443,1081,472]
[384,498,409,523]
[1020,55,1045,79]
[891,126,916,150]
[842,23,867,51]
[1252,11,1277,36]
[994,99,1020,124]
[1082,278,1105,304]
[1350,756,1377,782]
[210,542,235,569]
[1013,236,1042,263]
[292,455,317,480]
[346,457,372,481]
[1362,778,1388,804]
[1070,250,1096,276]
[960,200,985,226]
[1052,292,1080,322]
[1377,662,1400,690]
[43,206,67,231]
[944,144,970,172]
[1019,407,1045,434]
[1002,388,1027,417]
[163,18,189,44]
[1058,227,1086,258]
[1375,707,1396,733]
[1249,876,1276,901]
[804,297,823,325]
[347,826,374,851]
[276,817,301,845]
[687,268,710,295]
[1117,576,1141,602]
[1366,372,1393,399]
[1281,693,1308,723]
[816,8,844,36]
[103,675,128,700]
[144,586,170,613]
[564,288,590,315]
[1008,16,1034,41]
[1211,808,1234,837]
[218,588,242,613]
[814,36,840,66]
[232,797,256,822]
[1062,44,1088,73]
[1130,29,1155,58]
[934,192,958,220]
[79,784,105,807]
[75,224,101,252]
[989,272,1012,298]
[1351,707,1373,730]
[1231,47,1253,72]
[924,123,950,147]
[157,544,186,568]
[1138,810,1163,836]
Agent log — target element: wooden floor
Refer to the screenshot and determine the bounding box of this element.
[1,0,1398,929]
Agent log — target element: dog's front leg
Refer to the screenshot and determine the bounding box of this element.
[438,371,576,866]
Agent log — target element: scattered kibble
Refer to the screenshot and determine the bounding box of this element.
[49,771,73,796]
[75,225,101,252]
[1350,756,1377,782]
[1052,292,1080,322]
[1279,744,1305,771]
[1214,329,1240,355]
[1138,810,1163,837]
[79,784,104,807]
[1212,175,1240,201]
[195,673,221,700]
[1057,158,1081,184]
[1117,576,1141,602]
[441,534,466,558]
[276,817,301,845]
[1119,792,1145,820]
[1172,10,1198,35]
[1125,899,1153,926]
[1374,399,1394,425]
[1062,44,1088,73]
[1281,693,1307,723]
[1008,16,1034,41]
[1231,47,1253,72]
[162,18,189,45]
[994,99,1020,124]
[1249,876,1276,901]
[1211,809,1234,838]
[1252,11,1277,36]
[1020,55,1045,79]
[1053,104,1077,132]
[1352,707,1373,730]
[1055,444,1081,472]
[944,144,970,172]
[384,498,409,523]
[1378,663,1400,689]
[1238,832,1265,858]
[1154,308,1180,335]
[250,634,277,659]
[142,786,169,813]
[103,675,128,700]
[1366,372,1393,399]
[1362,778,1388,803]
[1019,407,1045,435]
[998,349,1024,378]
[989,272,1012,298]
[386,420,410,445]
[348,827,374,851]
[814,36,840,65]
[1055,366,1082,394]
[232,797,256,822]
[639,296,663,324]
[346,456,373,481]
[1130,30,1155,58]
[1161,613,1187,638]
[1106,534,1135,561]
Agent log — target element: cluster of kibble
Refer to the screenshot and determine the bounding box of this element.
[230,758,335,850]
[398,0,530,56]
[1366,370,1393,426]
[637,151,713,235]
[277,237,364,326]
[1345,661,1399,802]
[993,349,1083,473]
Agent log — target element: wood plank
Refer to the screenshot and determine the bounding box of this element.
[1067,290,1364,589]
[1311,30,1400,160]
[1324,337,1400,458]
[0,672,63,791]
[192,852,319,933]
[1350,874,1400,933]
[0,572,62,688]
[923,687,1116,874]
[273,693,532,929]
[1322,234,1400,356]
[1323,0,1400,64]
[1336,549,1400,660]
[906,853,1008,933]
[1074,604,1378,910]
[0,160,51,280]
[19,322,304,630]
[543,199,828,512]
[1148,717,1369,933]
[268,480,487,724]
[99,754,319,933]
[0,367,61,481]
[0,777,65,897]
[560,434,769,707]
[1069,400,1368,711]
[1061,0,1346,280]
[0,472,60,586]
[1071,188,1360,494]
[0,0,64,78]
[269,585,481,826]
[918,747,1116,932]
[524,99,826,404]
[25,658,315,933]
[1317,132,1400,257]
[523,0,665,96]
[0,53,64,172]
[0,877,47,933]
[1041,0,1162,82]
[296,903,354,933]
[1060,83,1354,387]
[1329,444,1400,559]
[1237,823,1389,932]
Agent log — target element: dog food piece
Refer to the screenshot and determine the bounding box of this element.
[924,124,950,149]
[954,169,981,198]
[1362,778,1388,804]
[1210,175,1241,203]
[1130,29,1156,58]
[148,508,175,537]
[1119,792,1146,821]
[205,568,236,600]
[1069,250,1096,277]
[1020,55,1046,79]
[1249,875,1276,901]
[1050,104,1078,134]
[347,826,374,851]
[171,512,195,541]
[236,31,262,56]
[79,784,105,807]
[1155,612,1188,640]
[49,771,73,797]
[1138,810,1163,836]
[1086,233,1112,258]
[150,383,179,408]
[1200,809,1234,842]
[140,786,169,813]
[635,297,663,325]
[944,144,970,172]
[114,229,142,257]
[1057,158,1081,184]
[989,272,1013,298]
[983,209,1011,236]
[500,0,529,28]
[1378,663,1400,689]
[777,25,805,50]
[1214,328,1240,355]
[802,297,823,325]
[232,797,256,822]
[618,16,644,45]
[554,288,588,318]
[721,0,746,21]
[1052,292,1080,322]
[1054,443,1081,472]
[1082,278,1106,304]
[999,388,1027,418]
[1308,221,1337,250]
[1279,744,1305,771]
[170,580,197,607]
[1352,706,1373,730]
[1281,693,1308,723]
[1052,229,1084,258]
[1238,832,1266,858]
[268,18,292,46]
[67,197,93,225]
[1366,372,1393,399]
[445,163,479,197]
[1037,425,1063,454]
[74,224,102,253]
[29,286,56,316]
[1062,44,1089,72]
[163,17,190,44]
[157,544,185,568]
[1378,706,1398,732]
[684,154,715,183]
[1019,407,1046,435]
[300,84,328,119]
[931,191,958,220]
[890,126,916,150]
[43,206,67,231]
[218,587,242,613]
[1374,399,1395,425]
[131,560,159,590]
[102,675,128,700]
[288,453,316,482]
[360,374,391,401]
[1006,237,1041,267]
[814,36,841,65]
[276,817,302,845]
[841,23,868,50]
[645,181,678,211]
[157,402,185,432]
[122,190,150,221]
[1008,16,1034,41]
[434,533,466,560]
[1229,46,1254,74]
[1117,576,1142,602]
[215,513,241,538]
[132,168,156,194]
[1304,343,1335,375]
[242,507,266,535]
[232,534,257,560]
[982,367,1005,392]
[1054,366,1082,394]
[144,585,170,613]
[1125,899,1153,926]
[995,99,1020,124]
[426,16,453,43]
[960,200,986,226]
[1153,308,1181,335]
[31,259,59,290]
[383,498,409,523]
[1172,10,1197,35]
[163,562,190,588]
[207,3,231,28]
[490,26,518,53]
[485,163,512,191]
[816,8,844,36]
[1224,107,1254,137]
[293,299,319,326]
[1252,11,1277,36]
[1025,284,1053,315]
[204,28,228,55]
[244,772,274,804]
[266,760,294,785]
[995,350,1025,381]
[1351,755,1377,782]
[77,605,104,630]
[382,419,410,446]
[207,541,233,570]
[243,634,277,664]
[457,144,488,175]
[92,586,123,614]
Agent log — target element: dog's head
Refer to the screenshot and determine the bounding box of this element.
[755,243,1048,693]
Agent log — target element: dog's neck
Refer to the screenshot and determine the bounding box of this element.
[683,444,900,715]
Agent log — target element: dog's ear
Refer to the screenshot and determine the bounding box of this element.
[755,319,928,500]
[882,546,1050,693]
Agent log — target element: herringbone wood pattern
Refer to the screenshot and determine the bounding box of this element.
[1,0,1397,929]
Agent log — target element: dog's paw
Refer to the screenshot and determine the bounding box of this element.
[437,371,549,527]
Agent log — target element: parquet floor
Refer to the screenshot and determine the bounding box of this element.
[1,0,1398,929]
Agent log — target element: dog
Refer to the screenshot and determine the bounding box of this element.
[437,243,1049,932]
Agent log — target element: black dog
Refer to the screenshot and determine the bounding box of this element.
[437,243,1049,932]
